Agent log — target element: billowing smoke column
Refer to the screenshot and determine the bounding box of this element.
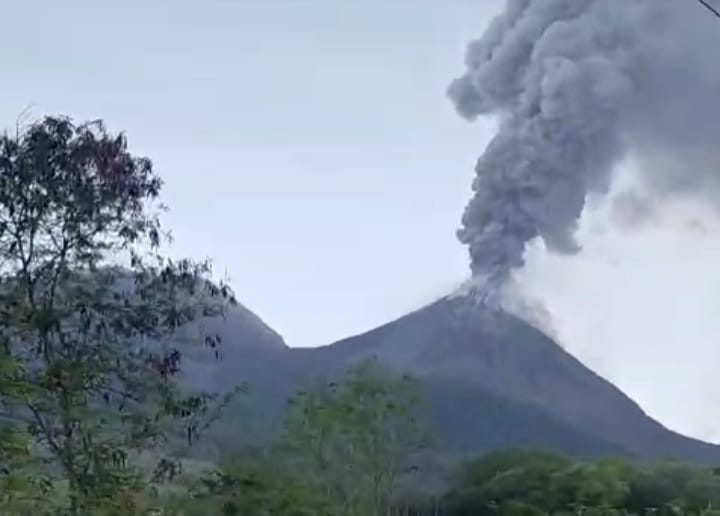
[449,0,720,285]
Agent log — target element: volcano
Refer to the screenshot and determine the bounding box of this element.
[199,296,720,464]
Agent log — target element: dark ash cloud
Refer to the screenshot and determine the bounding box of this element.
[450,0,720,282]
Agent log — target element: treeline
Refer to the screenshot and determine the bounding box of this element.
[441,450,720,516]
[159,374,720,516]
[2,116,720,515]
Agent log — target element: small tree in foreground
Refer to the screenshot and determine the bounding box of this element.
[184,360,430,516]
[0,116,237,514]
[281,358,431,516]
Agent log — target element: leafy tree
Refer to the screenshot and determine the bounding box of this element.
[185,451,334,516]
[281,358,430,515]
[498,500,548,516]
[0,116,237,514]
[0,425,62,515]
[625,462,720,515]
[442,450,720,516]
[443,450,573,514]
[454,449,572,489]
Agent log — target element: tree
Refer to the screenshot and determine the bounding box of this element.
[444,451,637,515]
[0,116,237,514]
[695,0,720,20]
[183,450,335,516]
[625,462,720,515]
[0,424,62,515]
[281,358,430,516]
[441,450,720,516]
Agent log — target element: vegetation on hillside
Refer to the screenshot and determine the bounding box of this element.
[2,116,720,515]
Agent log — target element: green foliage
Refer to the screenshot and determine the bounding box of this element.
[0,425,62,514]
[281,358,431,515]
[181,452,335,516]
[443,451,720,516]
[177,360,431,516]
[0,116,239,514]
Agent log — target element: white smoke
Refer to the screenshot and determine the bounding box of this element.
[513,156,720,442]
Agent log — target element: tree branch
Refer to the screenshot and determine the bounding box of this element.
[696,0,720,19]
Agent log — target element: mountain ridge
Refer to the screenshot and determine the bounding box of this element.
[201,295,720,464]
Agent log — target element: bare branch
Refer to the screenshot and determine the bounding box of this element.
[695,0,720,19]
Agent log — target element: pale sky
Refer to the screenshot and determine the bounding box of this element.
[5,0,720,442]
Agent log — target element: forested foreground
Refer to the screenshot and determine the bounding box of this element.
[2,116,720,515]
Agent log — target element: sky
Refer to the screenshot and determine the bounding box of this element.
[4,0,720,443]
[0,0,500,345]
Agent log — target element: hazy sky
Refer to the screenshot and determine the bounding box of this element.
[1,0,501,344]
[5,0,720,442]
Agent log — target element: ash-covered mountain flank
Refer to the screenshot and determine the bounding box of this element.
[202,296,720,464]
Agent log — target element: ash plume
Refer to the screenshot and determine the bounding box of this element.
[449,0,720,284]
